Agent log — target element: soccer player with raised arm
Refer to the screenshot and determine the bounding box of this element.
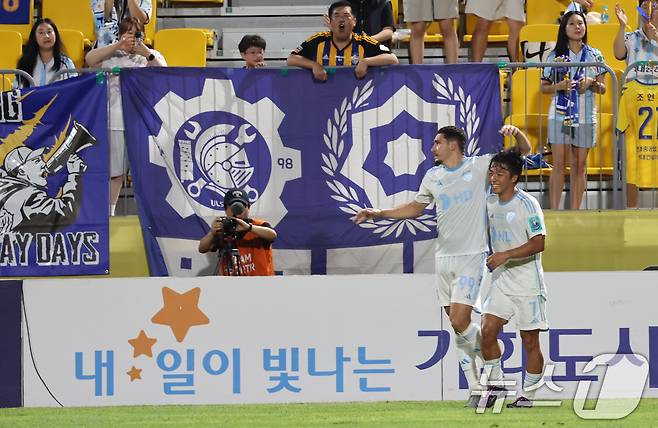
[480,148,548,408]
[353,125,531,406]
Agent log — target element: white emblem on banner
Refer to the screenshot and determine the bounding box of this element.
[147,79,301,226]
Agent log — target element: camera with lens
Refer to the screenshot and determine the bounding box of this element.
[134,31,144,42]
[221,217,239,237]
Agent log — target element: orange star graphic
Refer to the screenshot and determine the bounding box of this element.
[128,330,158,358]
[151,287,210,342]
[127,366,142,381]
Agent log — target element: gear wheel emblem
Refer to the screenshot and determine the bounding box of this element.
[148,79,301,225]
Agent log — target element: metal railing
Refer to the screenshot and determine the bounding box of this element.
[502,61,621,210]
[12,63,656,212]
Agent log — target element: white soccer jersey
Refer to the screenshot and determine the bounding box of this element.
[487,188,547,297]
[415,154,492,256]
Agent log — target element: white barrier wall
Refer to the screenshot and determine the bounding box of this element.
[22,272,658,407]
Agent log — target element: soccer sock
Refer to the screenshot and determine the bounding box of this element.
[110,204,116,216]
[454,323,482,389]
[456,323,482,358]
[483,358,503,385]
[523,371,543,400]
[455,337,481,390]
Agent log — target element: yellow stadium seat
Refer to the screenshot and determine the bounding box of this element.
[527,0,564,25]
[505,68,554,177]
[0,0,34,43]
[463,14,509,43]
[587,24,629,73]
[186,28,216,48]
[42,0,96,48]
[527,0,638,26]
[154,28,207,67]
[510,68,553,116]
[519,24,558,60]
[59,29,85,68]
[1,75,12,91]
[595,68,622,115]
[586,113,615,176]
[0,30,22,88]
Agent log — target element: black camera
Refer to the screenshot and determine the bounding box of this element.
[222,217,239,236]
[135,31,144,42]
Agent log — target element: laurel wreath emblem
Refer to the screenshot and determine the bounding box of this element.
[432,73,480,156]
[322,76,480,238]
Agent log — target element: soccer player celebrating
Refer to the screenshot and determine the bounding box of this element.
[481,148,548,408]
[353,125,530,406]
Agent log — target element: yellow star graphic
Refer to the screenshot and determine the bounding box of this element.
[151,287,210,342]
[127,366,142,381]
[128,330,158,358]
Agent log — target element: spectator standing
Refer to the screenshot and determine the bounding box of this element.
[540,11,606,210]
[403,0,459,64]
[466,0,525,62]
[348,0,395,46]
[85,17,166,216]
[92,0,152,47]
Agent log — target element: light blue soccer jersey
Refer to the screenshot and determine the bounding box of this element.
[415,154,492,256]
[487,188,547,297]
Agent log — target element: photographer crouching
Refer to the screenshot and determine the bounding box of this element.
[198,188,276,276]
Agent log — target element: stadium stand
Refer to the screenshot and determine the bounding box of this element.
[154,28,208,66]
[0,30,22,88]
[41,0,96,48]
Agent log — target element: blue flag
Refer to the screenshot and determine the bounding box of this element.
[121,65,502,275]
[0,74,109,276]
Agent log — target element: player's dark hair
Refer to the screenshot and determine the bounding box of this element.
[555,11,588,57]
[329,1,353,18]
[437,126,467,154]
[238,34,266,53]
[490,147,523,184]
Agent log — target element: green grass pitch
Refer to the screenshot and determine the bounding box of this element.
[1,399,656,427]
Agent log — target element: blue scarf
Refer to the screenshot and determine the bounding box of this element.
[555,46,588,129]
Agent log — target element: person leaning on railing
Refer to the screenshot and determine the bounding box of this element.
[287,1,398,82]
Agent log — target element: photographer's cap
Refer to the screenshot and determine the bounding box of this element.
[223,188,250,207]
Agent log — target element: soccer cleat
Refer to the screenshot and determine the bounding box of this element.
[484,385,507,408]
[506,396,533,408]
[464,394,481,408]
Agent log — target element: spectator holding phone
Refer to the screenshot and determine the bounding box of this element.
[85,17,166,216]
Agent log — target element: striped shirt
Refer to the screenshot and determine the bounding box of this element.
[291,31,390,66]
[624,29,658,84]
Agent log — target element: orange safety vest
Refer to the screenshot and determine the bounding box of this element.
[218,218,275,276]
